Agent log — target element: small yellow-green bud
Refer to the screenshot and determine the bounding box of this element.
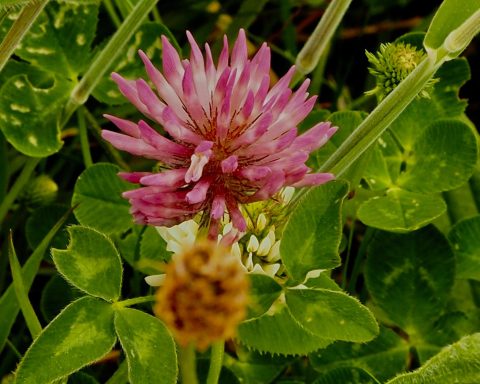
[19,174,58,208]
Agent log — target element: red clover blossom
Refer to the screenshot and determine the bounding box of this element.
[102,29,336,236]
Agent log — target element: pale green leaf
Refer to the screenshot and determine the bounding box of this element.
[224,350,287,384]
[286,288,378,342]
[72,163,134,234]
[357,189,446,232]
[246,274,283,319]
[114,308,177,384]
[365,226,455,336]
[397,120,477,193]
[448,216,480,280]
[388,59,470,148]
[237,302,331,355]
[310,327,409,382]
[363,145,394,190]
[16,297,116,384]
[51,226,123,301]
[386,333,480,384]
[281,181,348,281]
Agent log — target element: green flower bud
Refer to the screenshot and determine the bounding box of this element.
[366,42,437,100]
[19,174,58,208]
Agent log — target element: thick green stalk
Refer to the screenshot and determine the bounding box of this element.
[206,341,224,384]
[443,9,480,58]
[0,0,48,72]
[179,344,199,384]
[62,0,159,125]
[0,157,40,228]
[320,55,441,176]
[296,0,352,75]
[319,7,480,177]
[114,0,133,18]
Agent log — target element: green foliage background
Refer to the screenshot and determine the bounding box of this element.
[0,0,479,383]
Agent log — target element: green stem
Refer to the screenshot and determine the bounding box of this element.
[179,344,199,384]
[102,0,122,27]
[442,185,478,225]
[295,0,352,75]
[115,295,156,307]
[8,233,42,339]
[0,8,8,24]
[114,0,134,18]
[82,107,130,170]
[348,226,375,294]
[151,5,161,22]
[0,132,7,201]
[342,216,356,290]
[105,360,129,384]
[0,0,48,72]
[348,93,375,110]
[0,157,40,228]
[320,54,441,176]
[443,9,480,58]
[309,41,330,96]
[5,338,22,359]
[206,341,224,384]
[77,109,93,168]
[62,0,159,125]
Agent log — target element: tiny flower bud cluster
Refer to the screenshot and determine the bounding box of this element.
[365,42,437,100]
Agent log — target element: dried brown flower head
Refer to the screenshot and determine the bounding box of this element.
[154,239,249,350]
